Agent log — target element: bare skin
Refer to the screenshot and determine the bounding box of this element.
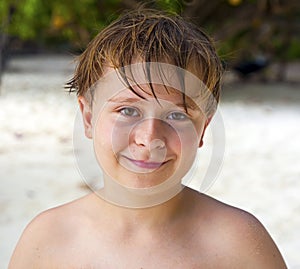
[9,187,287,269]
[9,78,287,268]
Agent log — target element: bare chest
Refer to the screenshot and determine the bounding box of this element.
[50,232,228,269]
[55,245,203,269]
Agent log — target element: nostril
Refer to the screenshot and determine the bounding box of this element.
[150,139,166,150]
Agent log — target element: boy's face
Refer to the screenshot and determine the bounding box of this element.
[79,65,211,189]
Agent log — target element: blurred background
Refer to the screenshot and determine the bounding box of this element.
[0,0,300,268]
[1,0,300,79]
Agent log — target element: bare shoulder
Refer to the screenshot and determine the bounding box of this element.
[186,189,287,268]
[8,193,96,268]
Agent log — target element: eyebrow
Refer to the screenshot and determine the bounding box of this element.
[175,101,198,110]
[108,97,144,103]
[108,96,199,110]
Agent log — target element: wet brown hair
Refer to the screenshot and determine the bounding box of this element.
[66,8,223,113]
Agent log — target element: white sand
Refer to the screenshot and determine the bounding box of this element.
[0,55,299,268]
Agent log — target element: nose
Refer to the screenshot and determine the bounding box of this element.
[132,118,167,150]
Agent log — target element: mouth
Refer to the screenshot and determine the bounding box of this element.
[122,156,167,170]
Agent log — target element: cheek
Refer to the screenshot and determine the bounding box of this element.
[93,121,126,176]
[96,117,135,157]
[167,131,182,154]
[111,123,131,153]
[172,122,200,147]
[175,125,200,162]
[94,119,110,146]
[93,114,120,164]
[182,129,200,146]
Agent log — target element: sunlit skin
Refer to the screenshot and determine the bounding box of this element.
[8,68,287,269]
[91,84,206,189]
[8,6,287,266]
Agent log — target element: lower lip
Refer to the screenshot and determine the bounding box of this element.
[125,157,165,169]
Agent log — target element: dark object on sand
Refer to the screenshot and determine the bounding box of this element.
[233,56,269,78]
[0,5,15,88]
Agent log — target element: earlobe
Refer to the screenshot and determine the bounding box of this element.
[198,117,212,148]
[199,139,204,148]
[78,96,93,139]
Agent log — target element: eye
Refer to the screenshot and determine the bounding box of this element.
[119,107,140,117]
[167,111,188,121]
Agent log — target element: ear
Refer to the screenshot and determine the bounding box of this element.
[78,96,93,139]
[199,117,212,148]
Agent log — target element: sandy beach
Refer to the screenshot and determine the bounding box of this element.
[0,55,299,268]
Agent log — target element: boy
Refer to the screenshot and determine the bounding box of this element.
[9,9,286,268]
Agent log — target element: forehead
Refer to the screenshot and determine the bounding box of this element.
[93,63,214,112]
[108,84,197,108]
[98,63,201,92]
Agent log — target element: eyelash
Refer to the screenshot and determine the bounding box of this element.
[166,111,189,121]
[118,107,140,117]
[116,106,190,121]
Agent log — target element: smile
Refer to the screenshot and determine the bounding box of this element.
[123,156,167,169]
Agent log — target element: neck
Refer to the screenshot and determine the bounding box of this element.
[95,180,190,230]
[99,173,184,208]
